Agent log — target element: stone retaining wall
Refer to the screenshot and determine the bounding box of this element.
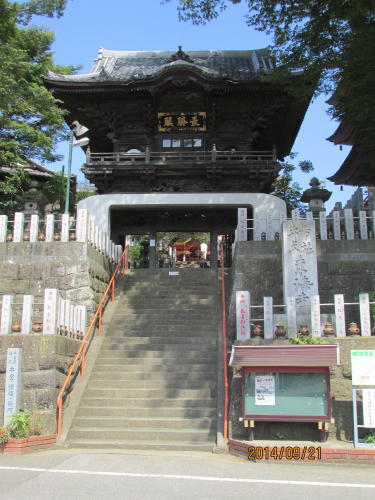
[0,242,114,317]
[0,335,81,432]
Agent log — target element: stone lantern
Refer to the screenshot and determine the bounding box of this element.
[301,177,332,215]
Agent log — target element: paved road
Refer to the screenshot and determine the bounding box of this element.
[0,448,374,499]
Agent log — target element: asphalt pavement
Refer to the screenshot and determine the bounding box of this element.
[0,448,375,499]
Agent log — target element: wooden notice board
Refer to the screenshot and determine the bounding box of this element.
[243,367,331,421]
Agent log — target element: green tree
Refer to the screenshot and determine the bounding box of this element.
[0,165,31,212]
[271,159,313,215]
[0,1,72,168]
[172,1,375,161]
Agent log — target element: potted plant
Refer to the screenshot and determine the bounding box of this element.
[0,410,56,454]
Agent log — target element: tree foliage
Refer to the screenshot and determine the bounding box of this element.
[173,1,375,156]
[271,159,314,215]
[0,165,31,212]
[0,1,72,168]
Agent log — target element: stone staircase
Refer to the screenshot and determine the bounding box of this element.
[67,268,219,451]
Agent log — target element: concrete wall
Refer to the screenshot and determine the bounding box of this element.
[0,335,81,433]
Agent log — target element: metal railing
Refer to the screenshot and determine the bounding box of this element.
[86,149,276,166]
[220,243,229,440]
[56,245,129,437]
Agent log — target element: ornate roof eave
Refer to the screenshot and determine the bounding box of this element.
[44,71,286,96]
[327,146,374,187]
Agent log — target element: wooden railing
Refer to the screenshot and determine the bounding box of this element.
[56,245,129,437]
[86,149,276,166]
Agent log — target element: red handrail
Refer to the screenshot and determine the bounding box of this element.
[56,245,129,437]
[220,243,229,440]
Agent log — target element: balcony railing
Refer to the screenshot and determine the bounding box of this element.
[85,147,277,166]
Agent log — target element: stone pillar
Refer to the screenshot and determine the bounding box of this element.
[282,219,318,326]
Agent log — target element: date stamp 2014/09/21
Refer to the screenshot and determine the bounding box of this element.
[248,446,322,461]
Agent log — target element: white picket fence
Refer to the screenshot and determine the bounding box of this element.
[234,208,375,243]
[236,291,374,339]
[0,289,87,338]
[0,210,123,263]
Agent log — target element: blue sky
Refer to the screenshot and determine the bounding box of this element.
[35,0,354,210]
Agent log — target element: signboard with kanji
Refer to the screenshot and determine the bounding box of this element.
[158,112,206,132]
[3,348,22,426]
[236,291,250,340]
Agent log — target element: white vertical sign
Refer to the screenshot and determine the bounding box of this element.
[0,295,13,334]
[319,211,327,240]
[236,291,250,340]
[58,297,65,334]
[344,209,355,240]
[333,211,341,240]
[64,299,71,335]
[253,214,261,241]
[78,305,87,337]
[363,389,375,428]
[30,214,39,242]
[61,213,70,242]
[94,225,99,249]
[359,211,368,240]
[310,295,321,337]
[4,348,22,426]
[89,218,95,245]
[76,209,88,242]
[237,208,247,241]
[13,212,24,242]
[42,288,59,335]
[266,214,274,240]
[0,215,8,242]
[359,293,371,337]
[334,294,346,337]
[45,214,54,242]
[263,296,273,339]
[21,295,34,334]
[115,245,122,263]
[111,241,115,262]
[372,211,375,239]
[69,303,74,336]
[286,296,297,337]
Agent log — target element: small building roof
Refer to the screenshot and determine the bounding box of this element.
[45,47,274,85]
[0,159,55,179]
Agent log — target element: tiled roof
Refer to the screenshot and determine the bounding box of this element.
[46,48,274,84]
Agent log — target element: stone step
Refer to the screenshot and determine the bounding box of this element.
[87,379,217,390]
[84,388,214,398]
[91,363,217,373]
[76,407,216,419]
[99,345,216,354]
[73,416,215,430]
[111,311,215,318]
[69,427,215,442]
[95,352,216,361]
[102,336,217,345]
[80,397,216,408]
[94,360,217,370]
[119,298,214,305]
[90,370,216,381]
[67,439,214,452]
